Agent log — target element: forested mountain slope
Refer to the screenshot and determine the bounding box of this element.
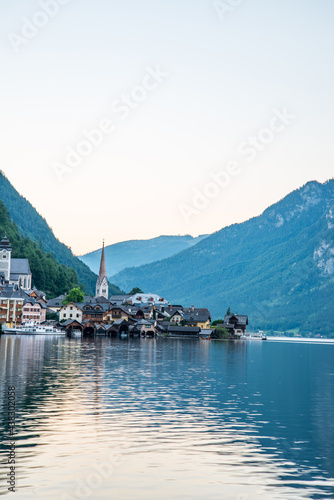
[111,180,334,336]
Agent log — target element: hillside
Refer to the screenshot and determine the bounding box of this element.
[79,235,208,277]
[0,171,123,295]
[0,200,79,297]
[111,180,334,337]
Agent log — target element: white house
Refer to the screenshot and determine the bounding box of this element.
[59,302,83,322]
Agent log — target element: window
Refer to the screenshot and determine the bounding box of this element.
[70,306,73,310]
[76,314,79,318]
[63,313,66,318]
[70,314,73,318]
[2,254,6,259]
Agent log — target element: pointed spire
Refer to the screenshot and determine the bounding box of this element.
[98,240,107,279]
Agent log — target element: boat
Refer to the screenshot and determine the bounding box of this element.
[240,330,267,340]
[3,321,66,335]
[69,329,82,338]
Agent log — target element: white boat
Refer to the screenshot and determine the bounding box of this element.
[241,330,267,340]
[3,322,65,335]
[70,329,82,338]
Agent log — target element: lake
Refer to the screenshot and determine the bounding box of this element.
[0,335,334,499]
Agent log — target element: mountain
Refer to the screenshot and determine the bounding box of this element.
[110,180,334,337]
[0,171,123,296]
[0,200,79,297]
[79,235,208,277]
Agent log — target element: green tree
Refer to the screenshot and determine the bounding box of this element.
[214,327,230,339]
[62,287,85,305]
[226,307,232,316]
[211,318,224,326]
[0,200,80,298]
[46,311,59,321]
[129,287,143,295]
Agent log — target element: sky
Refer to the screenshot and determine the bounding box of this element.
[0,0,333,255]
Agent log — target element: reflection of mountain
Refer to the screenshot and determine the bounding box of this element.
[0,337,333,499]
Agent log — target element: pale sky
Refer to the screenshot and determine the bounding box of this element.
[0,0,333,255]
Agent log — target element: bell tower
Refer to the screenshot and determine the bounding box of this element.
[96,240,109,299]
[0,235,12,282]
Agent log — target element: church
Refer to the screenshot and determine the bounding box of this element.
[95,241,108,299]
[0,236,32,290]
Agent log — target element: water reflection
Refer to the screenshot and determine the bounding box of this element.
[0,336,333,499]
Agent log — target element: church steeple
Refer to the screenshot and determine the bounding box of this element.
[98,240,107,279]
[96,240,108,299]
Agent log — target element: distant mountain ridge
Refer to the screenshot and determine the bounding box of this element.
[79,234,208,277]
[0,171,123,296]
[110,180,334,337]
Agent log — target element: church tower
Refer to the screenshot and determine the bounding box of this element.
[0,235,12,282]
[96,241,109,299]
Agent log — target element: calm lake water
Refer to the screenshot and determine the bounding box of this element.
[1,335,334,500]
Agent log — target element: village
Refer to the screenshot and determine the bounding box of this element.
[0,236,248,340]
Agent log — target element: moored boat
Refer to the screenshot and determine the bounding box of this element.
[69,329,82,338]
[240,330,267,340]
[3,321,65,335]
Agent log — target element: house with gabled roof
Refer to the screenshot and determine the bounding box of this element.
[219,315,249,337]
[103,306,131,324]
[82,301,109,324]
[169,310,184,324]
[22,298,47,324]
[59,302,83,322]
[168,306,211,329]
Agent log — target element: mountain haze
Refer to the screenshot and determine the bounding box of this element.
[111,180,334,337]
[79,235,208,277]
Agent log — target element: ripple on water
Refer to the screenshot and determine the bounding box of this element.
[0,336,334,499]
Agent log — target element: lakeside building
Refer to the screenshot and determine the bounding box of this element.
[0,286,26,327]
[0,238,51,327]
[22,299,47,323]
[0,284,50,327]
[169,306,211,329]
[0,238,248,338]
[59,302,83,322]
[51,289,215,338]
[217,315,249,338]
